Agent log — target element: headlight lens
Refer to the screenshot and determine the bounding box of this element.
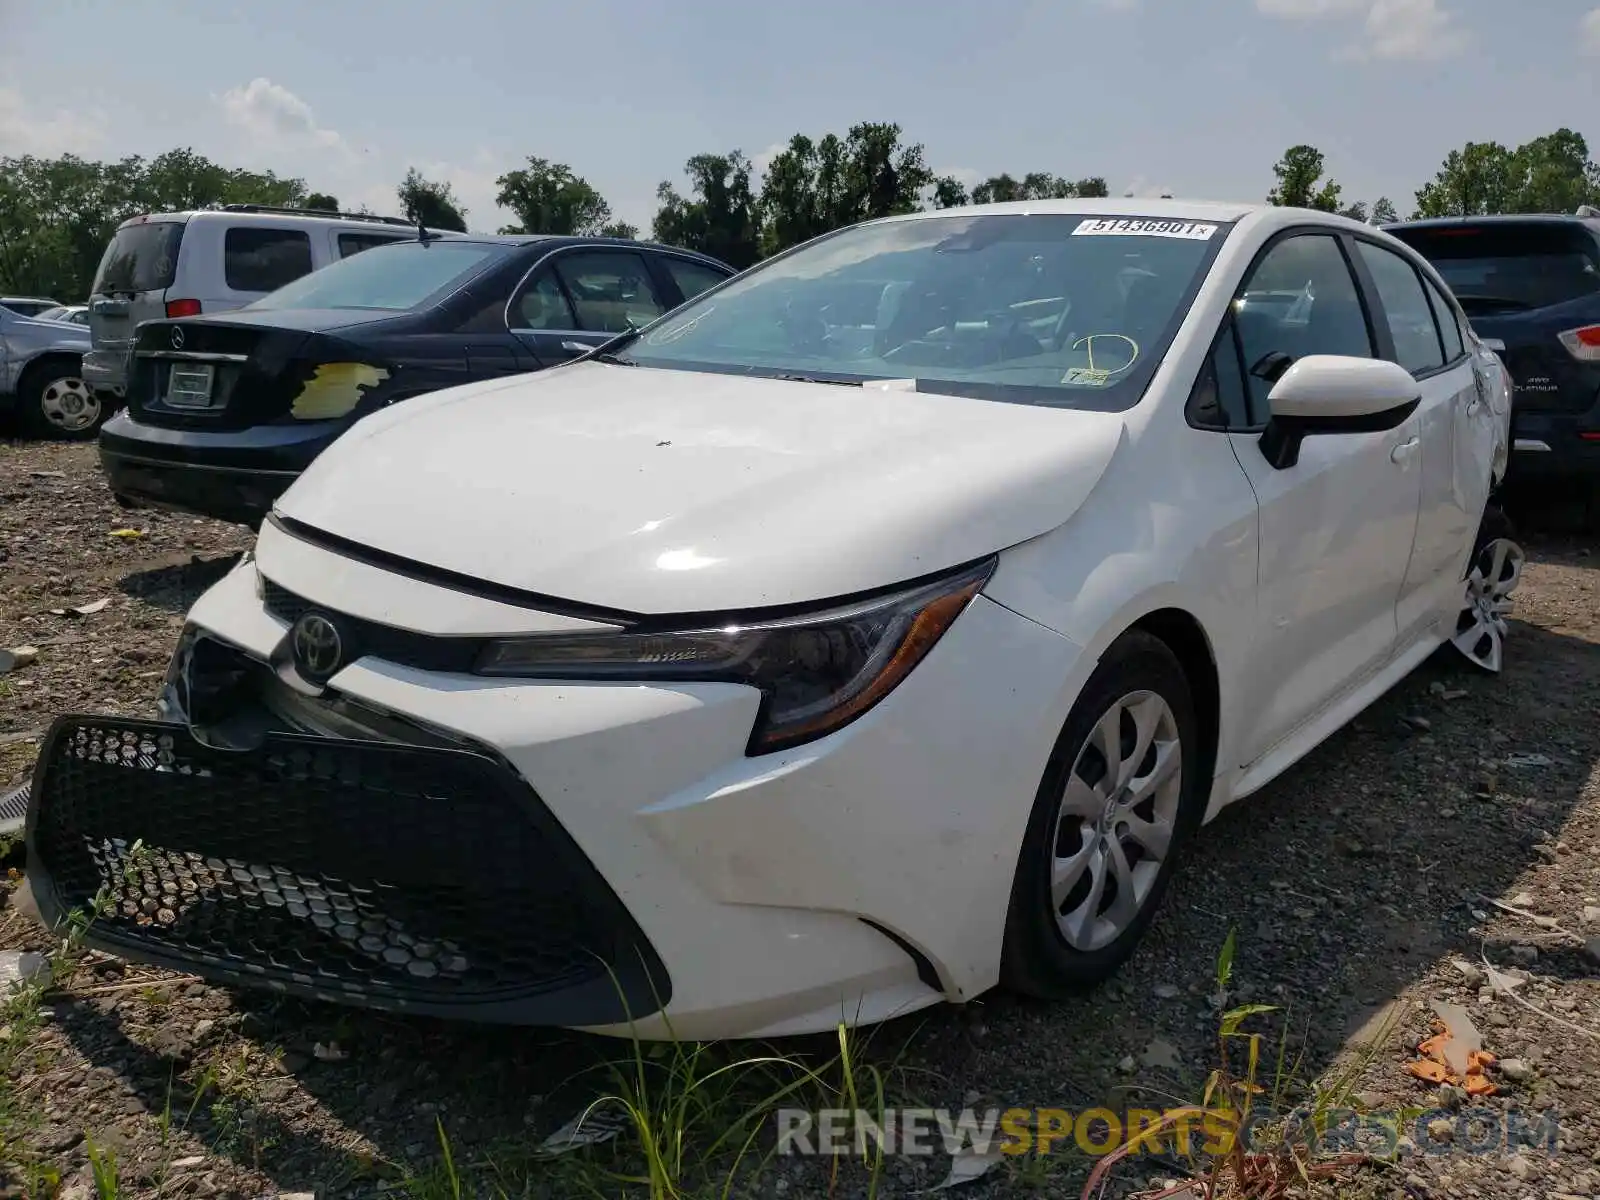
[475,558,995,753]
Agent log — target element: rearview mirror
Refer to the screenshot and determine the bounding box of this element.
[1258,354,1420,470]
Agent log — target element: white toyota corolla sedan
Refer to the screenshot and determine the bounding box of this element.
[22,199,1522,1041]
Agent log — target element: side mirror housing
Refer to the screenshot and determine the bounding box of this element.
[1258,354,1420,470]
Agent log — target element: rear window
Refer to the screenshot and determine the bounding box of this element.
[1389,223,1600,314]
[225,228,314,293]
[246,239,497,313]
[93,221,184,295]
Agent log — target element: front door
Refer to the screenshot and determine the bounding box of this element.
[509,248,673,367]
[1224,231,1424,767]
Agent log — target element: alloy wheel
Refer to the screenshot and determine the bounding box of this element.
[38,376,102,433]
[1050,690,1183,953]
[1451,536,1524,674]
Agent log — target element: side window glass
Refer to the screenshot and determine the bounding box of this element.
[224,227,313,292]
[1187,320,1251,430]
[1355,241,1445,374]
[512,271,577,331]
[339,233,407,259]
[1422,275,1464,361]
[661,257,729,302]
[554,251,669,333]
[1233,234,1374,425]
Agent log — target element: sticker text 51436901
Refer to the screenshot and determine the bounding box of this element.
[1072,218,1219,240]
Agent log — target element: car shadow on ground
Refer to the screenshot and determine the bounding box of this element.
[116,551,244,614]
[44,578,1600,1195]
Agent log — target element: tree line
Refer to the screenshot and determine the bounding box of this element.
[3,122,1596,300]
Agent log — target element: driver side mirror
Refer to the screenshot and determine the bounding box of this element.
[1258,354,1420,470]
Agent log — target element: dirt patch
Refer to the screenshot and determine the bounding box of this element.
[2,440,1599,1199]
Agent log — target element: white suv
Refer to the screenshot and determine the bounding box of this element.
[84,205,425,401]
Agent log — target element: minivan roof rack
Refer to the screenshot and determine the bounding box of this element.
[1578,204,1600,218]
[218,203,415,228]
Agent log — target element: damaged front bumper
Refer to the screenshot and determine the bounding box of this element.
[22,702,672,1025]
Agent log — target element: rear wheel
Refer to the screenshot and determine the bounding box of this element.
[1001,631,1203,998]
[1450,504,1523,674]
[18,359,106,441]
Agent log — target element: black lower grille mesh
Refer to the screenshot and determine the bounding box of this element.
[28,717,666,1017]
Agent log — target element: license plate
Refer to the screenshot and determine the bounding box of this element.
[165,364,215,408]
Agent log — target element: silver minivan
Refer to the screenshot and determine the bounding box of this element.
[84,205,421,401]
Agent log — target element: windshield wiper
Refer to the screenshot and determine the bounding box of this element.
[773,372,862,386]
[590,352,635,366]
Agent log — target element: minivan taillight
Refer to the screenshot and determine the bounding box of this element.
[166,298,202,318]
[1558,325,1600,363]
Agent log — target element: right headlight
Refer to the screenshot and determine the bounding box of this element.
[475,557,995,754]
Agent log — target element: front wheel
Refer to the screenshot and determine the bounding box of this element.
[18,360,107,441]
[1001,631,1203,998]
[1450,504,1524,674]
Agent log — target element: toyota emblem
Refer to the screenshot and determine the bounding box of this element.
[170,326,185,350]
[290,612,344,680]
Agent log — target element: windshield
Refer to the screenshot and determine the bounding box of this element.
[612,213,1229,408]
[246,239,497,312]
[93,221,184,295]
[1389,223,1600,314]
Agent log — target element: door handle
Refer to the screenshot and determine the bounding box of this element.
[1390,437,1420,464]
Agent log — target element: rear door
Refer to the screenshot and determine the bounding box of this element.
[213,225,316,312]
[1351,236,1487,646]
[509,248,674,365]
[89,218,187,372]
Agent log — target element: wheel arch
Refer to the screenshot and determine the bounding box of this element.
[1125,606,1221,813]
[17,350,86,393]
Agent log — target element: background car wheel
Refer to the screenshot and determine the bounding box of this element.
[1450,504,1523,674]
[18,358,106,441]
[1001,630,1203,999]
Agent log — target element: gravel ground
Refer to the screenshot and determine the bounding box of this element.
[2,437,1598,1200]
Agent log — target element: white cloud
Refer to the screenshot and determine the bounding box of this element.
[0,87,106,156]
[1256,0,1468,60]
[219,78,345,153]
[750,141,789,182]
[1582,7,1600,54]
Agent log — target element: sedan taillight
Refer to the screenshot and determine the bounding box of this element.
[1557,324,1600,362]
[166,298,202,318]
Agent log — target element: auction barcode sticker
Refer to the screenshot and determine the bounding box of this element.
[1072,218,1219,240]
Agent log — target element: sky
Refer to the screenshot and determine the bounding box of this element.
[0,0,1596,234]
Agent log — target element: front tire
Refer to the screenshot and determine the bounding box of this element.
[18,359,106,441]
[1001,630,1204,998]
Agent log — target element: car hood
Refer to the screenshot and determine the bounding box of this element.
[273,364,1128,615]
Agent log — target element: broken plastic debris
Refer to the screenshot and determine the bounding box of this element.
[1141,1038,1182,1070]
[1405,1001,1497,1095]
[0,951,50,995]
[312,1041,348,1062]
[536,1106,630,1157]
[1504,753,1554,768]
[921,1146,1004,1191]
[72,598,110,615]
[108,528,143,539]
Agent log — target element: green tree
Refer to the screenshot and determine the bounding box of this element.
[929,175,969,209]
[756,122,933,255]
[1509,129,1600,213]
[1267,144,1342,212]
[1412,141,1518,217]
[397,168,468,231]
[969,172,1108,204]
[495,157,614,235]
[599,221,638,240]
[654,151,762,268]
[0,149,313,299]
[1371,196,1399,224]
[303,192,340,211]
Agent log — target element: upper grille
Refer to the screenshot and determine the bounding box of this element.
[261,578,486,674]
[27,716,669,1021]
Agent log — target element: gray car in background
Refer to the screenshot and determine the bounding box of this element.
[0,304,98,438]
